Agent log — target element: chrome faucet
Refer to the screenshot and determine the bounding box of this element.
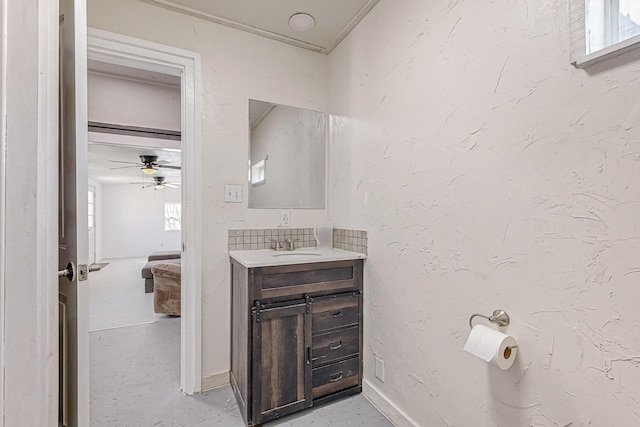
[270,238,300,251]
[269,239,284,251]
[284,238,299,251]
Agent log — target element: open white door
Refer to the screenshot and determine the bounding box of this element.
[58,0,89,425]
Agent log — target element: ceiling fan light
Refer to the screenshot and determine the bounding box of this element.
[142,165,157,174]
[155,184,165,190]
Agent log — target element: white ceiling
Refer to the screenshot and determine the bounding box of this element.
[146,0,381,54]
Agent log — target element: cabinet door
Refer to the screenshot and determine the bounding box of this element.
[252,302,312,425]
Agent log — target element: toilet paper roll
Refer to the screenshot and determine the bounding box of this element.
[463,324,517,370]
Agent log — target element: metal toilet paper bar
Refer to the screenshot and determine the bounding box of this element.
[468,309,510,329]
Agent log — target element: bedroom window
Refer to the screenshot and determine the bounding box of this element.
[164,202,181,231]
[573,0,640,67]
[586,0,640,53]
[250,157,267,186]
[88,188,95,228]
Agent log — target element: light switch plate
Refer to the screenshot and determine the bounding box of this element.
[224,185,242,203]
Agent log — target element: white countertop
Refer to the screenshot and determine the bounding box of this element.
[229,248,367,268]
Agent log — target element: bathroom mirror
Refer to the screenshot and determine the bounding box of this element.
[248,99,326,209]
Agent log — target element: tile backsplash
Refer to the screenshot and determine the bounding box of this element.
[228,228,316,251]
[228,227,368,255]
[333,228,368,255]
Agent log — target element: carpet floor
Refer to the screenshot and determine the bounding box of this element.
[89,257,168,331]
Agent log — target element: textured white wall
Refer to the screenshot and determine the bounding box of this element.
[101,184,181,259]
[88,0,331,378]
[328,0,640,426]
[88,72,181,130]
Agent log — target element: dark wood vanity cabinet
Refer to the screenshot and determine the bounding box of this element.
[230,258,364,427]
[251,301,312,422]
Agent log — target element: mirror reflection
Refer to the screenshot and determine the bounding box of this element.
[248,99,326,209]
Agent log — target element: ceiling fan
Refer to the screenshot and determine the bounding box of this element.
[109,154,181,175]
[130,175,180,190]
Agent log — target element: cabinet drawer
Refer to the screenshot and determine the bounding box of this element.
[312,294,359,334]
[254,260,363,301]
[312,325,359,367]
[312,357,360,399]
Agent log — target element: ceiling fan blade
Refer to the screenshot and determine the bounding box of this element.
[158,164,181,170]
[108,160,142,165]
[110,165,141,170]
[165,183,179,188]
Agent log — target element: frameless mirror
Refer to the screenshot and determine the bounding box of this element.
[248,99,326,209]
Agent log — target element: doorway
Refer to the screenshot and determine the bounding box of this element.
[88,185,96,266]
[86,28,202,395]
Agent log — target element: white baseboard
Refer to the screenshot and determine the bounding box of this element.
[201,371,229,391]
[363,379,419,427]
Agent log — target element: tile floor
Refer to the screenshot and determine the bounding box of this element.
[89,258,394,426]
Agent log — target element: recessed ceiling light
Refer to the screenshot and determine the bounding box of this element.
[289,13,315,31]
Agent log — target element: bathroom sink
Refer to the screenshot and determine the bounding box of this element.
[271,251,322,257]
[229,248,366,268]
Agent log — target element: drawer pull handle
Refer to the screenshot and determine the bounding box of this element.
[306,346,311,365]
[331,310,343,317]
[329,371,344,382]
[329,340,342,350]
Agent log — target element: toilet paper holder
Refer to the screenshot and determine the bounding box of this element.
[469,309,510,329]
